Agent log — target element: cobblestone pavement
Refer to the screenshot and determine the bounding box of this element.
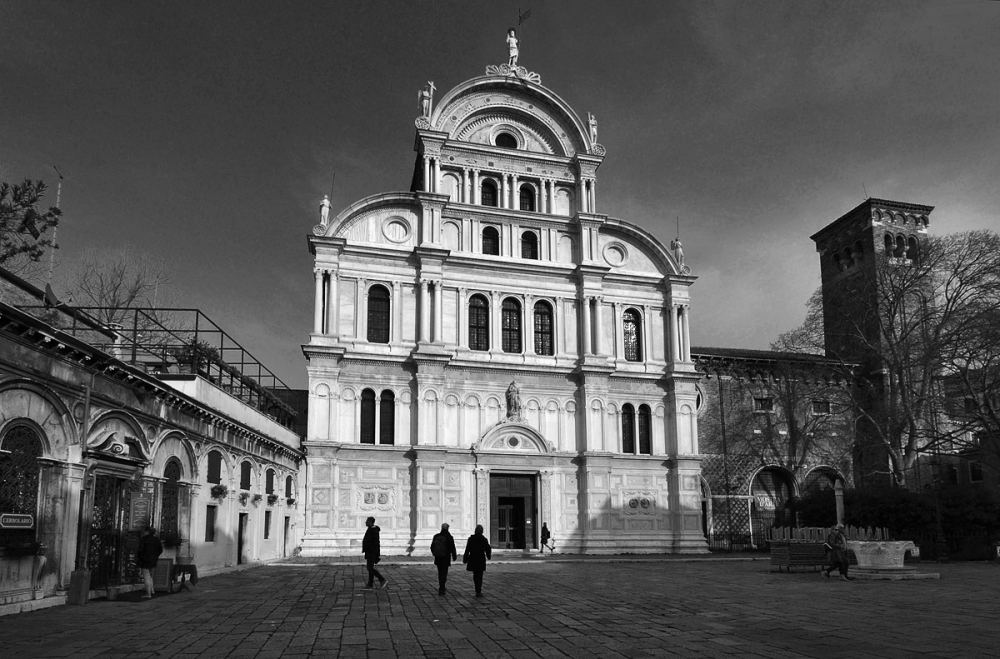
[0,558,996,658]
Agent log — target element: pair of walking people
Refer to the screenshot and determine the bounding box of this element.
[431,523,492,596]
[822,523,855,581]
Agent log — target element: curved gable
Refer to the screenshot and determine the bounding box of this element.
[321,192,420,248]
[431,77,594,158]
[600,220,681,277]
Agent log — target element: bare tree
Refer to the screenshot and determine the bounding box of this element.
[68,244,174,326]
[783,230,1000,488]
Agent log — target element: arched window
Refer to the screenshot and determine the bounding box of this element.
[622,404,636,454]
[496,132,517,149]
[520,231,538,259]
[502,298,522,353]
[853,241,864,264]
[0,425,42,547]
[894,235,906,257]
[482,226,500,255]
[367,285,390,343]
[638,405,652,455]
[884,234,894,254]
[265,468,275,494]
[360,388,376,444]
[285,475,294,498]
[519,185,535,212]
[469,295,490,351]
[161,460,181,538]
[623,308,643,362]
[533,301,554,356]
[207,450,222,484]
[379,390,395,445]
[481,180,498,207]
[240,461,252,490]
[906,236,919,261]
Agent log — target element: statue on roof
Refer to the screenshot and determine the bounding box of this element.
[320,195,331,225]
[418,81,436,119]
[505,380,523,421]
[671,238,685,268]
[507,28,519,67]
[588,113,598,143]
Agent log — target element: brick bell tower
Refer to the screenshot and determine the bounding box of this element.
[810,198,934,486]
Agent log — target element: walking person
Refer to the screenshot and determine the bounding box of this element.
[430,522,458,595]
[136,526,163,599]
[362,516,387,589]
[822,523,854,581]
[462,524,492,597]
[540,522,553,554]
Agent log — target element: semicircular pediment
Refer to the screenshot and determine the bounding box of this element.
[431,79,590,157]
[475,421,554,453]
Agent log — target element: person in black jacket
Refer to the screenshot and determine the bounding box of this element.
[136,526,163,599]
[362,516,387,589]
[463,524,492,597]
[430,523,458,595]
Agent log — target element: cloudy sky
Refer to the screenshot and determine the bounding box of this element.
[3,1,998,388]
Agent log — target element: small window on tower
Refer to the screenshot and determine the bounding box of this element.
[754,397,774,413]
[495,132,517,149]
[811,400,831,415]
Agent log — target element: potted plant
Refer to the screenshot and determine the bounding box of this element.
[238,491,250,506]
[286,497,296,507]
[210,484,229,500]
[252,493,263,506]
[106,576,122,601]
[267,494,279,506]
[170,340,221,375]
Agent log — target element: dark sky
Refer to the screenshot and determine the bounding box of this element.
[3,1,999,388]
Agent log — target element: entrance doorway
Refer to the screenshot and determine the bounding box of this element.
[283,516,291,558]
[489,474,536,550]
[87,475,133,588]
[238,513,249,564]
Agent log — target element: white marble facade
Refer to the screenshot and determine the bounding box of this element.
[301,65,707,555]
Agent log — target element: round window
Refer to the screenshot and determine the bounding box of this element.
[496,132,518,149]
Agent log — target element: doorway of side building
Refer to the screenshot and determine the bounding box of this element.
[283,516,291,558]
[490,474,536,550]
[237,513,249,564]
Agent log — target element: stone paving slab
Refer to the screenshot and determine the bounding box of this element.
[0,560,995,658]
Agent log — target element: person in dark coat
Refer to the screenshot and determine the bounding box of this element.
[540,522,552,554]
[136,526,163,599]
[463,524,492,597]
[822,524,854,581]
[362,516,387,589]
[430,522,458,595]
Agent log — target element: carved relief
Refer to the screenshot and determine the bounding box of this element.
[356,485,396,512]
[622,491,656,516]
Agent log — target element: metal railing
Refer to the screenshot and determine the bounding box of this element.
[23,305,297,430]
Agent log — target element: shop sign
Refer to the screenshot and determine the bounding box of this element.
[0,513,34,529]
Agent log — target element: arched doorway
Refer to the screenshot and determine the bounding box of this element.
[749,467,795,547]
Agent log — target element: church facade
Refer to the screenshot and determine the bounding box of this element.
[301,60,707,555]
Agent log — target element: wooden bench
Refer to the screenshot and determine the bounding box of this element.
[770,541,857,572]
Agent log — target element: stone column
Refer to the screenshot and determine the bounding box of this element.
[581,296,592,355]
[540,180,548,214]
[594,296,604,356]
[432,158,440,194]
[419,280,430,343]
[491,290,502,352]
[512,174,520,208]
[356,278,367,341]
[391,281,402,345]
[524,294,534,355]
[642,304,652,363]
[613,303,624,360]
[681,305,691,362]
[458,287,468,348]
[473,170,480,205]
[432,280,443,344]
[556,297,566,355]
[326,271,338,337]
[461,169,469,203]
[424,156,431,193]
[669,304,681,364]
[374,397,381,445]
[501,174,509,209]
[589,179,596,213]
[313,269,324,334]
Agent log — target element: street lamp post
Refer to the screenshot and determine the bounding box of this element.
[931,457,949,563]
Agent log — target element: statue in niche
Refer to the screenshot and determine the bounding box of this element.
[505,380,522,420]
[588,112,598,143]
[507,28,519,67]
[671,238,685,267]
[319,195,331,225]
[418,81,436,118]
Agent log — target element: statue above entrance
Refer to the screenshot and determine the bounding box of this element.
[505,380,523,421]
